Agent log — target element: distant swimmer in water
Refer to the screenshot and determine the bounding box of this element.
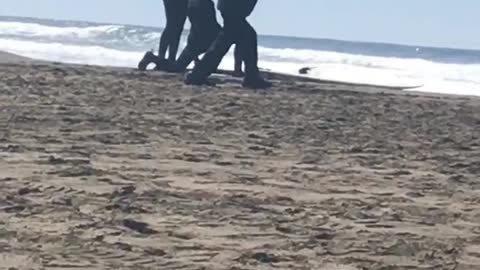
[184,0,271,89]
[139,0,245,76]
[298,67,312,75]
[138,0,188,70]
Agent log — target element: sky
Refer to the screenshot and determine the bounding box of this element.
[0,0,479,50]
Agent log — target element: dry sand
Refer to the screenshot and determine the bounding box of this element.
[0,51,479,270]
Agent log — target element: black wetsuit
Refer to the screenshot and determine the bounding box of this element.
[174,0,222,71]
[158,0,188,61]
[186,0,265,84]
[156,0,244,73]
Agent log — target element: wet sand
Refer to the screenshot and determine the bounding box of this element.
[1,51,480,270]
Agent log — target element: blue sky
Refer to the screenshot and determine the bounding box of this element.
[0,0,478,50]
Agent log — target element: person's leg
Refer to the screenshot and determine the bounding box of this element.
[183,33,218,71]
[158,0,174,58]
[238,20,259,78]
[233,44,244,77]
[162,0,218,72]
[166,0,188,62]
[185,32,233,84]
[236,20,271,88]
[168,43,202,72]
[158,0,188,61]
[185,13,239,84]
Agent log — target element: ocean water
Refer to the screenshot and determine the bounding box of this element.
[1,16,480,96]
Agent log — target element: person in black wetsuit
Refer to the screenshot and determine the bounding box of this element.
[139,0,244,76]
[158,0,188,62]
[184,0,271,89]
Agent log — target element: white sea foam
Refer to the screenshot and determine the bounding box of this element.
[0,21,123,39]
[257,47,480,96]
[218,46,480,96]
[1,20,480,96]
[0,38,142,67]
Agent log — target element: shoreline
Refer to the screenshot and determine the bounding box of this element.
[2,50,479,99]
[1,50,480,270]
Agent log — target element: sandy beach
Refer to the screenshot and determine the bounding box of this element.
[1,51,480,270]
